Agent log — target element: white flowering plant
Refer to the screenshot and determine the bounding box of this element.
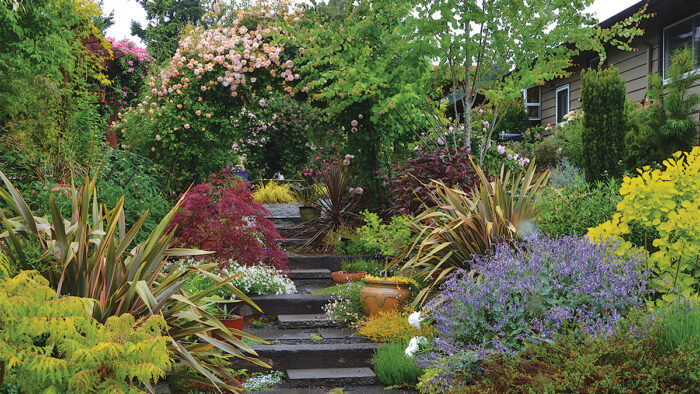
[243,371,285,391]
[183,258,296,297]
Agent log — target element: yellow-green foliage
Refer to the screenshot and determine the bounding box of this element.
[0,252,9,280]
[588,148,700,306]
[356,308,434,343]
[252,181,296,204]
[0,271,171,393]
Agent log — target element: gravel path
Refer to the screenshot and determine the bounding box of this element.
[263,203,302,218]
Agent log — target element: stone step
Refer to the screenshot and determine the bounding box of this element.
[237,294,332,317]
[293,279,336,290]
[288,269,331,280]
[268,216,304,227]
[276,226,304,239]
[246,327,357,341]
[286,255,347,271]
[286,367,378,388]
[256,387,413,394]
[277,314,341,329]
[248,343,380,370]
[276,238,307,249]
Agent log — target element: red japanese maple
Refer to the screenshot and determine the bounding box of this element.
[168,169,288,271]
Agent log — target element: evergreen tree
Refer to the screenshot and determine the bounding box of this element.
[625,46,700,169]
[581,67,627,182]
[131,0,211,63]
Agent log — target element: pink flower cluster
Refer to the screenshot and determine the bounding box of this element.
[149,19,296,100]
[496,144,531,167]
[106,37,152,63]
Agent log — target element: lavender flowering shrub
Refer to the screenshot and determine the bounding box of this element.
[420,235,648,390]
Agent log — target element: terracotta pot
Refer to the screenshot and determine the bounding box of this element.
[360,278,411,316]
[331,270,367,284]
[216,316,244,340]
[299,206,321,221]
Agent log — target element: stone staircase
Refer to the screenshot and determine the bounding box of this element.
[235,215,386,391]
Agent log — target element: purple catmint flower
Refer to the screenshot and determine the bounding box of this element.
[423,235,648,390]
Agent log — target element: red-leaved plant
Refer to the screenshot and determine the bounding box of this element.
[384,146,485,216]
[168,169,288,271]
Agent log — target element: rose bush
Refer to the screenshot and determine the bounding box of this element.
[118,1,302,188]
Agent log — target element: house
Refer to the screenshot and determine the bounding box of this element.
[525,0,700,127]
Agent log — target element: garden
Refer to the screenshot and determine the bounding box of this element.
[0,0,699,392]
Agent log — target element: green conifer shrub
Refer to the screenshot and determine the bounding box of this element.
[625,46,700,169]
[581,67,627,182]
[0,271,171,392]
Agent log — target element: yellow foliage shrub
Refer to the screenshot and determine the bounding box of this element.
[356,308,434,343]
[252,181,296,204]
[588,147,700,307]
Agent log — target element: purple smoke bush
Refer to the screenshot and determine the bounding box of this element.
[421,235,648,389]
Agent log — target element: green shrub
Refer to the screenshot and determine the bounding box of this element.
[536,179,621,238]
[373,342,423,387]
[625,46,700,170]
[588,148,700,306]
[327,224,376,256]
[0,271,171,392]
[341,259,384,276]
[553,115,585,169]
[547,158,586,190]
[356,211,413,257]
[27,149,171,245]
[464,317,700,393]
[581,67,627,182]
[532,136,561,168]
[656,299,700,354]
[0,167,267,389]
[493,98,531,134]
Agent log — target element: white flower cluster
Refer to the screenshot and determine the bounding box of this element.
[405,336,428,358]
[243,371,285,391]
[220,260,297,295]
[182,258,296,296]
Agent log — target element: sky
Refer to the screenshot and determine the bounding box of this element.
[102,0,643,44]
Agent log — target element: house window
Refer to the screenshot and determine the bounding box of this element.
[663,13,700,79]
[523,86,541,121]
[555,84,569,124]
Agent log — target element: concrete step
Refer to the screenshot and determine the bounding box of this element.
[288,269,331,280]
[286,367,378,388]
[237,294,332,317]
[248,342,380,370]
[277,314,341,329]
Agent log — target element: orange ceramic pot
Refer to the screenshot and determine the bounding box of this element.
[331,270,367,284]
[360,278,411,316]
[216,316,244,340]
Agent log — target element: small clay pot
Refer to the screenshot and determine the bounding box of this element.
[216,315,244,340]
[331,270,367,284]
[359,278,411,316]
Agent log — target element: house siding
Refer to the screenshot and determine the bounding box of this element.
[539,5,700,128]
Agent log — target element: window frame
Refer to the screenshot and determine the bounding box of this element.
[522,86,542,121]
[555,84,570,125]
[662,12,700,82]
